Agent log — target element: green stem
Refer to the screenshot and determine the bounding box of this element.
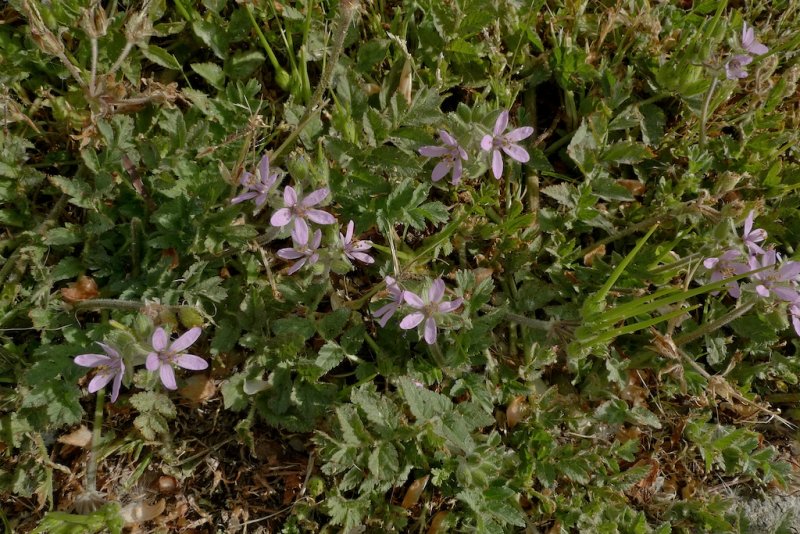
[699,76,719,149]
[271,0,357,164]
[429,342,445,367]
[86,388,105,493]
[244,4,290,90]
[70,298,199,314]
[672,300,755,346]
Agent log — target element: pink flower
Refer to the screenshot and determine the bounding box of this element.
[480,110,534,179]
[725,54,753,80]
[270,186,337,237]
[703,249,748,298]
[790,304,800,337]
[146,327,207,390]
[399,278,463,344]
[742,211,767,254]
[231,154,280,209]
[748,250,800,302]
[374,276,404,327]
[340,220,374,264]
[74,342,125,402]
[418,130,468,184]
[277,224,322,274]
[741,22,768,56]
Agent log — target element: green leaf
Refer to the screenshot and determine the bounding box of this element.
[191,62,226,90]
[141,45,183,70]
[368,441,400,480]
[601,141,650,165]
[398,376,452,421]
[315,342,346,376]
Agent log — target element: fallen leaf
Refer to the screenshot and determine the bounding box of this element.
[58,425,92,448]
[401,474,429,509]
[120,499,166,525]
[61,276,99,302]
[178,374,216,404]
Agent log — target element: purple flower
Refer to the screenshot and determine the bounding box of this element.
[725,54,753,80]
[790,304,800,337]
[703,249,748,298]
[418,130,469,184]
[231,154,280,209]
[146,327,207,390]
[270,186,337,237]
[741,22,768,56]
[742,211,767,254]
[748,250,800,302]
[480,111,534,179]
[277,223,322,274]
[340,220,374,264]
[399,278,463,344]
[374,276,404,327]
[74,342,125,402]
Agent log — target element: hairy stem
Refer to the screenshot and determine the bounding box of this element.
[86,388,105,493]
[271,0,358,164]
[699,76,719,149]
[673,300,755,346]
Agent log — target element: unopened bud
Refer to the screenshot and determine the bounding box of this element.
[80,5,109,39]
[124,10,153,44]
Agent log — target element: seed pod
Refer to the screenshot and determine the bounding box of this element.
[401,474,429,509]
[427,511,449,534]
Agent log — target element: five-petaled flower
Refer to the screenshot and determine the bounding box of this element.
[270,186,337,237]
[146,327,208,390]
[748,250,800,302]
[340,220,374,264]
[74,342,125,402]
[742,211,767,254]
[703,249,748,298]
[725,22,768,80]
[231,154,280,209]
[741,22,768,55]
[399,278,463,344]
[725,54,753,80]
[277,224,323,274]
[374,276,404,327]
[480,110,534,179]
[418,130,469,185]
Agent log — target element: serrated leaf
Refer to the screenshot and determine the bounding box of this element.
[368,441,400,480]
[141,45,182,70]
[398,377,452,421]
[315,342,346,375]
[191,62,225,90]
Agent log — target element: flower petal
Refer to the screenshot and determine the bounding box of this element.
[311,229,323,249]
[399,312,425,330]
[744,211,755,235]
[302,188,330,207]
[292,220,309,246]
[270,208,293,227]
[146,353,160,371]
[160,364,177,390]
[277,248,305,260]
[403,291,425,308]
[344,220,354,244]
[75,354,112,368]
[423,317,437,344]
[431,161,451,182]
[502,143,530,163]
[506,126,534,142]
[175,354,208,370]
[88,372,113,393]
[170,327,202,353]
[492,150,503,179]
[110,372,123,402]
[438,297,463,313]
[307,209,337,225]
[231,191,258,204]
[283,186,298,206]
[493,110,509,136]
[152,327,168,352]
[428,278,445,303]
[351,252,374,264]
[451,159,463,185]
[419,146,450,157]
[287,258,306,275]
[480,135,494,152]
[258,155,270,183]
[375,303,398,327]
[439,130,457,146]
